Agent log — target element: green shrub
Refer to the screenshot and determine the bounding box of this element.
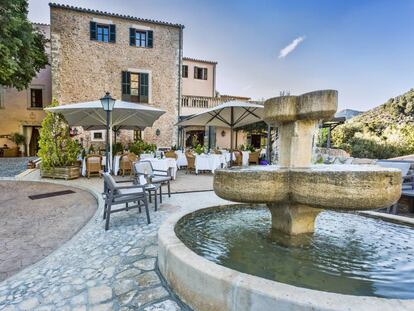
[38,99,79,168]
[194,144,204,155]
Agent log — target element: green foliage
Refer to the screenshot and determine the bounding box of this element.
[239,144,255,152]
[332,88,414,159]
[38,99,79,168]
[128,140,156,155]
[10,132,25,145]
[112,142,124,155]
[316,128,328,147]
[0,0,48,90]
[194,144,204,155]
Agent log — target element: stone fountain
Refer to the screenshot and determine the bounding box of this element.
[158,90,412,311]
[214,90,401,235]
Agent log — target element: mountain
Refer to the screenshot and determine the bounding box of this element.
[332,88,414,159]
[335,109,363,120]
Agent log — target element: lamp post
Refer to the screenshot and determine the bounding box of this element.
[100,92,116,174]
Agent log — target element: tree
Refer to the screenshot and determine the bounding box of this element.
[0,0,48,90]
[38,100,79,168]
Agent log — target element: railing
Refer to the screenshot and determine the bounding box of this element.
[181,95,249,110]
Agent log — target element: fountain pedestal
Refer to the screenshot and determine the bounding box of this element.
[268,203,322,235]
[214,90,402,235]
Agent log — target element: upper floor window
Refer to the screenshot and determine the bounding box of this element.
[182,65,188,78]
[129,28,153,48]
[122,71,149,103]
[30,89,43,108]
[90,21,116,43]
[194,66,208,80]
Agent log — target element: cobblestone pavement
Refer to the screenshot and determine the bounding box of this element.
[0,174,228,310]
[0,158,35,177]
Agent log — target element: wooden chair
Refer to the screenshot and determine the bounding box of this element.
[249,150,261,165]
[165,150,178,160]
[185,152,196,174]
[86,154,102,178]
[233,150,243,166]
[119,153,138,176]
[102,173,150,230]
[212,149,222,155]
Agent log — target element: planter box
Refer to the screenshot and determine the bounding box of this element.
[40,166,80,180]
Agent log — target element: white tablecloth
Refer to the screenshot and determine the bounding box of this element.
[241,151,250,166]
[140,153,154,159]
[140,158,177,180]
[176,150,188,168]
[81,156,121,176]
[195,154,226,174]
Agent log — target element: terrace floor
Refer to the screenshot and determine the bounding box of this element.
[0,169,220,311]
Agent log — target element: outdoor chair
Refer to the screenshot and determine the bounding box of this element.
[212,149,222,155]
[249,150,261,165]
[133,161,172,203]
[119,153,138,176]
[165,150,178,160]
[102,173,150,230]
[377,160,414,214]
[185,152,196,174]
[86,154,102,178]
[233,150,243,166]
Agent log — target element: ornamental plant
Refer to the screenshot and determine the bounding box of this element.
[38,99,79,169]
[194,144,204,155]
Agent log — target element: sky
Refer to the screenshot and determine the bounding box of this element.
[28,0,414,111]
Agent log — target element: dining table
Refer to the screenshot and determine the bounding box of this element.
[140,157,178,180]
[194,154,227,174]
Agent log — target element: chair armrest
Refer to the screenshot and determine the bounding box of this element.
[154,169,171,176]
[115,185,147,190]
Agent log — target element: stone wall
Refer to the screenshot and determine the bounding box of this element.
[50,6,182,148]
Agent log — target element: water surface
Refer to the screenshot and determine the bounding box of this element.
[176,205,414,298]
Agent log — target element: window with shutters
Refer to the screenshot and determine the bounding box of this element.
[90,22,116,43]
[122,71,150,103]
[182,65,188,78]
[30,89,43,108]
[129,28,153,48]
[194,66,208,80]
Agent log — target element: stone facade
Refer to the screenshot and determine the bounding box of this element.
[0,24,51,155]
[50,4,183,148]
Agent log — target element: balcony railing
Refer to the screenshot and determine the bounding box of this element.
[181,95,249,110]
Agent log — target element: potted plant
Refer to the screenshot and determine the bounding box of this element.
[10,132,25,156]
[194,144,204,155]
[38,99,80,180]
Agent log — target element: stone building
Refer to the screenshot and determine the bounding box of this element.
[0,23,52,156]
[49,3,184,148]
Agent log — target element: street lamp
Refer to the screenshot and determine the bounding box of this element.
[100,92,115,174]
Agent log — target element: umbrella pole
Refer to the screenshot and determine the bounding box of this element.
[109,124,113,173]
[230,107,234,166]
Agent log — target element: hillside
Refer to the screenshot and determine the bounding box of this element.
[332,88,414,159]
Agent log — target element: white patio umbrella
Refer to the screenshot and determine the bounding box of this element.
[46,100,165,171]
[176,101,264,161]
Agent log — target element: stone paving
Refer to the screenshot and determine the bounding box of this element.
[0,171,227,310]
[0,181,96,282]
[0,158,35,177]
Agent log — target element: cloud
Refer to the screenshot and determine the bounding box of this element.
[278,36,306,59]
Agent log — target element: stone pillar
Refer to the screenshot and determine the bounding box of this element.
[267,203,322,235]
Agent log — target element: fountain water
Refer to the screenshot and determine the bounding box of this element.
[159,90,413,311]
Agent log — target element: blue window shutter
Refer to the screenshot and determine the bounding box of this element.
[90,21,97,40]
[139,73,149,103]
[147,30,153,48]
[129,28,136,46]
[109,24,116,43]
[122,71,131,95]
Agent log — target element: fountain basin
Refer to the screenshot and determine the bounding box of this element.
[214,165,401,210]
[158,204,414,311]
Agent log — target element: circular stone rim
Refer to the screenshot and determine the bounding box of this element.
[158,203,414,311]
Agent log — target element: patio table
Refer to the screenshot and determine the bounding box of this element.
[195,154,226,174]
[176,150,188,168]
[140,158,178,180]
[81,155,121,176]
